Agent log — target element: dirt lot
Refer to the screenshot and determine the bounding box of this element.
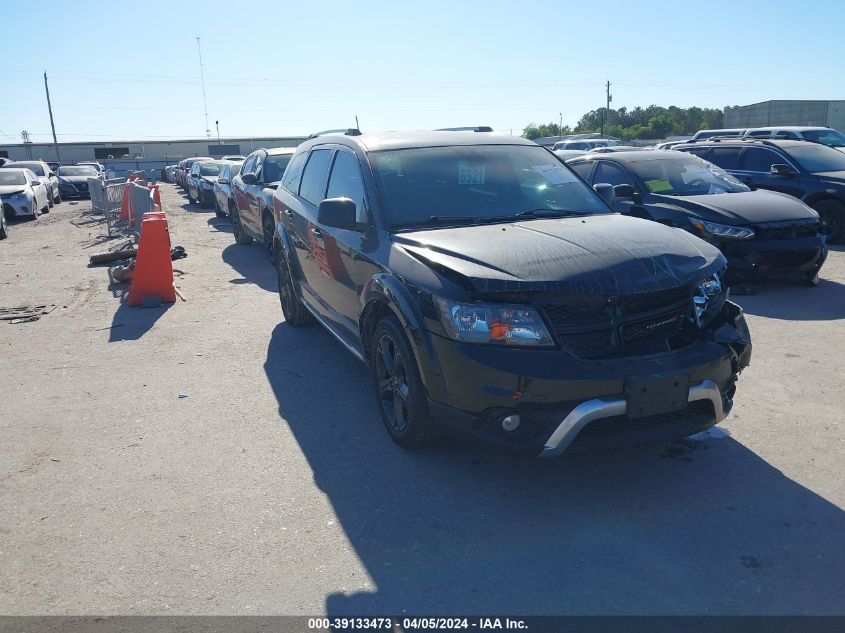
[1,186,843,615]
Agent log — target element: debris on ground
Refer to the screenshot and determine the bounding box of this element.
[1,304,57,324]
[89,248,138,265]
[109,263,135,284]
[170,246,187,261]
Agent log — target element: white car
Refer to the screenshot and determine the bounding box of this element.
[743,126,845,151]
[0,168,50,228]
[553,139,621,151]
[2,160,61,207]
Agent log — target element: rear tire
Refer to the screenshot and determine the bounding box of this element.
[262,211,275,262]
[214,198,225,218]
[187,190,195,205]
[231,206,252,245]
[0,222,6,239]
[370,316,437,449]
[813,199,845,243]
[276,249,312,326]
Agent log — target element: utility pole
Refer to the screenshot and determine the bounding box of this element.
[196,37,210,138]
[604,80,612,138]
[216,120,221,145]
[43,72,60,163]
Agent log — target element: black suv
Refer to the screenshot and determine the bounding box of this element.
[271,131,752,457]
[675,138,845,242]
[568,150,827,285]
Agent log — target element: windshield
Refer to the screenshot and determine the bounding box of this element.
[627,154,750,195]
[59,166,98,176]
[199,163,222,176]
[263,154,292,183]
[784,143,845,172]
[0,171,27,185]
[12,163,44,176]
[801,129,845,148]
[370,145,610,229]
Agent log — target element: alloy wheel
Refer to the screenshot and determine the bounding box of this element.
[375,334,411,433]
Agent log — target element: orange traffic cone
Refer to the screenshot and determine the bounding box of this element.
[147,184,162,211]
[120,184,133,222]
[128,214,176,307]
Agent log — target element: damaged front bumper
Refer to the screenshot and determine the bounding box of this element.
[417,301,751,457]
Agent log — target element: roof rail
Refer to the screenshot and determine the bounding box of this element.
[435,126,494,132]
[306,128,362,140]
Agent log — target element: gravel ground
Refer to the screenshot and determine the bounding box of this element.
[0,185,843,615]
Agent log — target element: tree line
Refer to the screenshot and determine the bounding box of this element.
[523,105,726,141]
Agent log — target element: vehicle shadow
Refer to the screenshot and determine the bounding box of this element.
[263,323,845,615]
[221,243,275,292]
[732,278,845,321]
[207,217,232,234]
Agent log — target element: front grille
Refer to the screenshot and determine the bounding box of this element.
[752,219,820,241]
[757,249,820,268]
[542,285,694,358]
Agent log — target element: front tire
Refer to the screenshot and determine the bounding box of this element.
[231,206,252,245]
[370,316,437,449]
[813,199,845,243]
[214,197,225,218]
[276,249,312,325]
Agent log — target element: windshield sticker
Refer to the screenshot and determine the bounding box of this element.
[531,164,579,185]
[458,161,485,185]
[645,179,673,193]
[708,184,726,194]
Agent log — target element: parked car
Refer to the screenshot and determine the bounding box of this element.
[221,155,245,161]
[176,157,212,189]
[57,165,98,199]
[742,126,845,151]
[552,149,587,161]
[212,160,243,218]
[690,128,745,141]
[0,157,11,167]
[162,165,177,183]
[270,130,752,455]
[568,150,827,285]
[676,138,845,242]
[186,159,224,207]
[230,147,295,257]
[1,160,60,207]
[78,161,106,174]
[553,138,621,151]
[0,168,50,224]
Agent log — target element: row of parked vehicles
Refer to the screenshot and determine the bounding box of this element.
[0,159,104,239]
[169,124,843,457]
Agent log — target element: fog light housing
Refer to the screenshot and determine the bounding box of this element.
[501,415,521,432]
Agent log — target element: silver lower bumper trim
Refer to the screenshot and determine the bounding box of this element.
[539,379,725,458]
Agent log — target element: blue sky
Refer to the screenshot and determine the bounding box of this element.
[0,0,842,143]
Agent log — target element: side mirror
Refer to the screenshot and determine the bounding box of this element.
[613,184,636,199]
[593,183,616,204]
[217,177,228,184]
[318,197,359,230]
[770,163,796,177]
[241,173,258,185]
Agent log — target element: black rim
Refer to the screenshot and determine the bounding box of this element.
[277,256,294,315]
[820,209,842,239]
[263,215,274,259]
[232,208,242,238]
[375,334,411,433]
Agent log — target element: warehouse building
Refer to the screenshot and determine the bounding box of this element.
[724,100,845,130]
[0,136,305,163]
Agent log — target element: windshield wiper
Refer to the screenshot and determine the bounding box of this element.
[515,208,574,218]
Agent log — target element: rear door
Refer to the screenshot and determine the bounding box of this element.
[241,152,265,235]
[233,154,257,234]
[288,147,334,316]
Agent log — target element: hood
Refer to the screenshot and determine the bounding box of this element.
[0,184,30,195]
[201,175,218,184]
[394,214,724,296]
[60,175,92,184]
[652,189,817,224]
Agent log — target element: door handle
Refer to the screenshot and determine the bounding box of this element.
[311,227,322,238]
[284,209,294,218]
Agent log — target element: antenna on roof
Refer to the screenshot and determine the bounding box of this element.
[355,115,361,132]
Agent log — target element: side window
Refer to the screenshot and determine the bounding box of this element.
[777,131,799,139]
[298,149,333,205]
[747,130,772,137]
[593,162,634,187]
[254,153,265,180]
[570,162,594,182]
[219,165,230,180]
[241,155,257,177]
[683,148,709,158]
[743,148,782,172]
[281,152,307,193]
[706,147,742,170]
[326,150,368,222]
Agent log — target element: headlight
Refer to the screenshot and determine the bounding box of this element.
[694,272,726,327]
[691,219,755,240]
[433,296,554,347]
